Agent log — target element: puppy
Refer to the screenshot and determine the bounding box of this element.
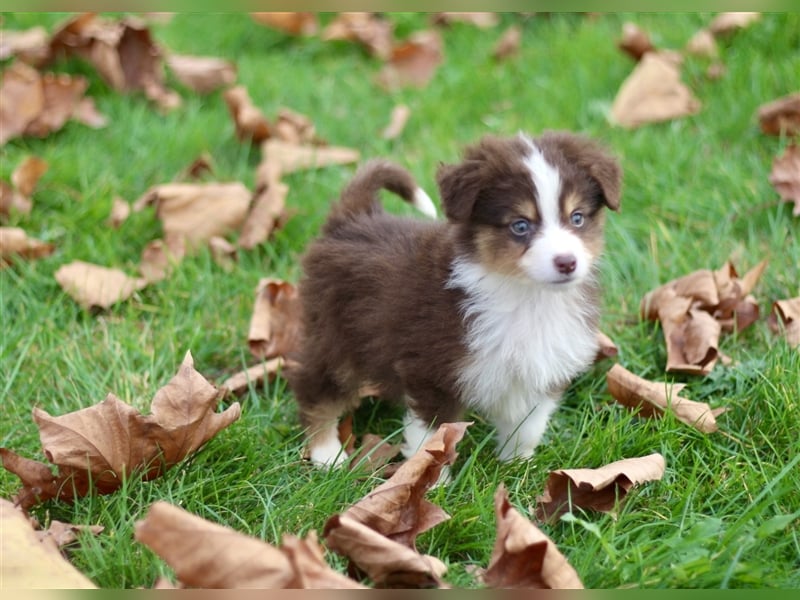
[287,131,621,467]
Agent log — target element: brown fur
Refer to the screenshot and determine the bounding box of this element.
[286,131,621,460]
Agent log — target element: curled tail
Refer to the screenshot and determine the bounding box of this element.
[325,159,437,229]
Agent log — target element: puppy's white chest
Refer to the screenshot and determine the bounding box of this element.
[449,261,598,420]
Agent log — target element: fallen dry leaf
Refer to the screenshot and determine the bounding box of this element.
[685,28,718,58]
[136,501,363,588]
[239,180,289,250]
[610,51,701,128]
[181,153,215,180]
[618,22,655,61]
[223,85,271,143]
[0,499,96,589]
[662,301,722,375]
[248,278,303,361]
[36,519,104,549]
[55,260,147,309]
[274,107,320,145]
[134,181,251,248]
[49,13,178,110]
[484,485,583,589]
[0,226,55,266]
[381,104,411,140]
[595,331,618,362]
[0,62,95,145]
[376,30,443,91]
[208,235,237,270]
[138,234,186,283]
[106,196,130,228]
[493,24,522,61]
[251,12,319,36]
[259,139,360,178]
[708,12,761,37]
[432,13,500,29]
[769,143,800,216]
[324,514,447,588]
[0,351,240,510]
[166,53,237,93]
[348,433,403,474]
[606,363,726,433]
[70,96,108,129]
[757,92,800,137]
[219,357,286,397]
[534,453,667,523]
[322,12,394,60]
[13,155,49,198]
[769,297,800,348]
[327,422,470,551]
[0,26,50,65]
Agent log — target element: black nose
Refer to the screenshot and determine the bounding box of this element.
[554,254,577,274]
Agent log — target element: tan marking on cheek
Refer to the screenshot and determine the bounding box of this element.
[474,228,527,277]
[562,192,584,221]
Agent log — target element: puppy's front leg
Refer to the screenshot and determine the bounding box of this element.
[494,395,560,462]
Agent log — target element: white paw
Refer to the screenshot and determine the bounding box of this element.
[309,439,348,468]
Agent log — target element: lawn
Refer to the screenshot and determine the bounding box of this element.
[1,12,798,589]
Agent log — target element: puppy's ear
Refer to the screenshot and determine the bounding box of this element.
[542,132,622,211]
[436,159,483,222]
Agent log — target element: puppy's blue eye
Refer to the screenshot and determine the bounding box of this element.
[509,219,531,237]
[570,211,585,227]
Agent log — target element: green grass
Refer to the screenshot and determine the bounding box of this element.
[2,12,799,589]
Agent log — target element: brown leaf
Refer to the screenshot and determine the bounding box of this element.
[0,227,55,266]
[166,54,237,94]
[70,96,108,129]
[348,434,403,474]
[493,24,522,61]
[55,260,147,309]
[685,28,718,58]
[322,12,394,60]
[0,499,96,589]
[610,52,701,128]
[769,143,800,216]
[251,12,319,36]
[432,13,500,28]
[106,196,130,228]
[595,330,618,362]
[259,139,360,177]
[248,278,303,361]
[274,107,320,145]
[36,520,104,548]
[381,104,411,140]
[134,182,251,248]
[138,235,186,283]
[329,422,470,551]
[618,22,655,61]
[0,26,50,65]
[376,30,443,91]
[1,352,240,509]
[757,92,800,137]
[708,12,761,37]
[223,85,271,143]
[769,297,800,348]
[208,235,237,270]
[324,514,447,588]
[219,357,286,397]
[606,363,726,433]
[484,485,583,589]
[181,153,215,180]
[281,531,368,589]
[238,180,289,250]
[534,453,666,523]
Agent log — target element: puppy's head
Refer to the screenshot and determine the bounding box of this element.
[437,131,621,286]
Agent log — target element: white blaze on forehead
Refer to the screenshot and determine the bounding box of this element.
[520,135,562,227]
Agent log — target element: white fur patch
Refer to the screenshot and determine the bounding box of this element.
[309,424,348,468]
[412,187,437,219]
[447,259,598,458]
[400,410,436,459]
[521,134,562,226]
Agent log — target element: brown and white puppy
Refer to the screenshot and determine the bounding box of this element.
[287,131,621,467]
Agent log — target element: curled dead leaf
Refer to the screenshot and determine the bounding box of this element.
[484,485,583,589]
[259,139,360,177]
[595,330,618,362]
[708,12,761,37]
[36,520,104,549]
[757,92,800,137]
[138,235,186,283]
[534,453,667,523]
[376,30,443,91]
[769,297,800,348]
[0,351,240,509]
[0,26,50,65]
[769,143,800,216]
[322,12,394,60]
[0,227,54,266]
[166,54,237,93]
[493,24,522,61]
[251,12,319,36]
[223,85,271,143]
[12,155,48,198]
[606,363,726,433]
[274,107,320,145]
[248,278,303,361]
[219,357,286,397]
[381,104,411,140]
[106,196,131,228]
[610,52,701,129]
[55,260,147,309]
[618,22,655,61]
[0,499,96,589]
[685,29,718,58]
[238,180,289,250]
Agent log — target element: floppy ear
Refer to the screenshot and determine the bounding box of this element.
[436,159,483,223]
[542,132,622,211]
